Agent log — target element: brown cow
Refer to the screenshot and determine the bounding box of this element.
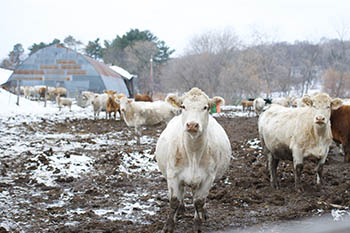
[241,100,253,112]
[106,91,120,119]
[331,105,350,162]
[53,87,67,98]
[38,87,48,100]
[135,94,153,102]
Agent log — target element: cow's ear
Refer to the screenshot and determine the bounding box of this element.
[209,96,225,108]
[301,95,313,107]
[331,98,343,110]
[166,94,182,108]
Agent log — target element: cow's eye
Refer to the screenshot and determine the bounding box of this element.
[180,105,186,110]
[203,106,208,110]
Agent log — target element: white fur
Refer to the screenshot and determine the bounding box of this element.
[253,97,265,116]
[272,97,292,107]
[120,97,179,143]
[259,93,342,189]
[155,87,231,231]
[90,93,108,119]
[56,96,72,111]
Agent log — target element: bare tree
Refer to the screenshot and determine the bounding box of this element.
[124,41,158,94]
[160,55,203,93]
[186,28,241,55]
[323,68,350,97]
[160,29,241,99]
[289,41,320,95]
[320,23,350,97]
[225,47,267,99]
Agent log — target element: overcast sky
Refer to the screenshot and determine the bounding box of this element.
[1,0,349,59]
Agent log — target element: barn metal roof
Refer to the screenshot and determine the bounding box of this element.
[83,55,124,80]
[6,44,133,96]
[110,65,135,80]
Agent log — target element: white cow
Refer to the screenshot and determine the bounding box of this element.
[23,86,32,99]
[56,95,72,111]
[253,97,266,116]
[259,93,342,191]
[119,97,179,144]
[292,95,310,108]
[90,93,108,119]
[272,96,293,107]
[79,91,96,107]
[155,87,231,233]
[23,86,38,100]
[47,87,56,100]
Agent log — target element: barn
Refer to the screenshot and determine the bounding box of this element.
[5,44,134,97]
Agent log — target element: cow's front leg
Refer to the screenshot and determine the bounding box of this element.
[192,175,214,233]
[135,127,141,145]
[193,198,206,233]
[162,178,184,233]
[293,151,304,192]
[315,155,327,191]
[268,152,279,189]
[343,144,350,163]
[294,163,304,192]
[162,197,180,233]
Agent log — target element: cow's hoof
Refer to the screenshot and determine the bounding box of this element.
[344,155,350,163]
[271,182,280,190]
[177,203,185,218]
[315,183,322,192]
[193,217,202,233]
[161,224,174,233]
[296,186,304,193]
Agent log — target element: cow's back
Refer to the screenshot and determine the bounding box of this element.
[259,105,311,155]
[125,101,176,127]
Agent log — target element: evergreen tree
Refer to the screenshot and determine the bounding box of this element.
[1,43,25,69]
[9,43,24,67]
[84,38,103,60]
[63,35,83,51]
[103,29,174,66]
[28,39,61,55]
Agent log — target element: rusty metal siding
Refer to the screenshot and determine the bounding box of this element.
[8,44,130,96]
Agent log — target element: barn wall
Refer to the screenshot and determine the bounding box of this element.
[7,44,130,97]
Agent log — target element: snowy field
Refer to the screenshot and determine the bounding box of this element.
[0,89,349,232]
[0,89,252,232]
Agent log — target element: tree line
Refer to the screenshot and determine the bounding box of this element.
[2,28,350,103]
[159,29,350,104]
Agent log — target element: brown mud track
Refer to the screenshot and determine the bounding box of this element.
[1,115,350,233]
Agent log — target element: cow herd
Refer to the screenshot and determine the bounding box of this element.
[154,90,349,233]
[9,86,350,232]
[19,85,67,101]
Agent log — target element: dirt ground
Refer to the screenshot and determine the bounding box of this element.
[1,112,350,233]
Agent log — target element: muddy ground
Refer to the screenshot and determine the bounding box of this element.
[1,113,350,233]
